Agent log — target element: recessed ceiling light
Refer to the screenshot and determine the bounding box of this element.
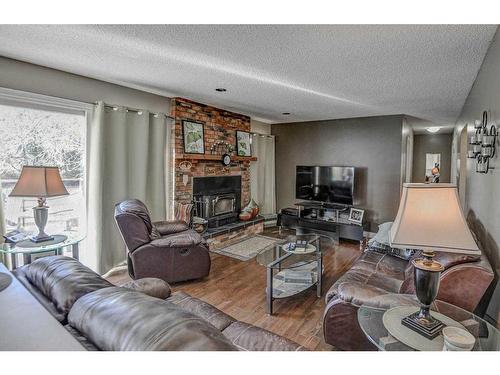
[426,127,441,133]
[215,88,227,92]
[282,112,291,115]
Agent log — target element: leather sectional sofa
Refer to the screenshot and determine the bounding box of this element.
[13,256,304,351]
[323,249,494,350]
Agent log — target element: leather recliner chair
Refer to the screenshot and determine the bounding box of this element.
[114,199,211,283]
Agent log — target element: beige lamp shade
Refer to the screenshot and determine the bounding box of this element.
[390,183,479,255]
[9,166,69,198]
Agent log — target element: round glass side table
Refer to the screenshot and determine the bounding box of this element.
[357,293,500,351]
[0,231,86,269]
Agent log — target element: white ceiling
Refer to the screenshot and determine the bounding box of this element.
[0,25,496,124]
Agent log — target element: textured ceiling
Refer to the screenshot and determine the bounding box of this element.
[0,25,496,124]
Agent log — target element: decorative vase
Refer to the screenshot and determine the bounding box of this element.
[241,199,259,219]
[239,211,253,221]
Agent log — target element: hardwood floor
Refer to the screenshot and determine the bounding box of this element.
[107,228,361,350]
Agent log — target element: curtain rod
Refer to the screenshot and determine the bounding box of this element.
[90,101,175,120]
[251,131,275,138]
[90,102,273,134]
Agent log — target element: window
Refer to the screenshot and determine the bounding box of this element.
[0,103,87,236]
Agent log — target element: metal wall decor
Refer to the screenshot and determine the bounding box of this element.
[210,140,234,154]
[210,140,235,166]
[467,110,497,174]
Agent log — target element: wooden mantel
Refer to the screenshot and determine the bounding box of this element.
[177,153,257,162]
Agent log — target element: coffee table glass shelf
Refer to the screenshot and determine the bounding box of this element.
[358,294,500,351]
[257,232,333,315]
[0,231,85,269]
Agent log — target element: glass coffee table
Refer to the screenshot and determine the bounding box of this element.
[358,294,500,351]
[256,232,333,315]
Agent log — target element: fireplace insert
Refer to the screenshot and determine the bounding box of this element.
[193,176,241,228]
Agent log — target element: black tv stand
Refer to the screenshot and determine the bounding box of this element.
[279,202,368,244]
[296,201,347,210]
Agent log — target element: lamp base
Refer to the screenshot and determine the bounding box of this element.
[30,234,54,243]
[31,205,53,243]
[402,310,444,340]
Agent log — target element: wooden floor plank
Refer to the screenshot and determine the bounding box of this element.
[107,228,361,350]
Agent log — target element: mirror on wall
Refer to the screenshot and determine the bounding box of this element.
[410,132,452,183]
[425,153,441,182]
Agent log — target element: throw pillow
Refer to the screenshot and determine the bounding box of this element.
[368,221,393,247]
[367,240,417,261]
[174,202,193,226]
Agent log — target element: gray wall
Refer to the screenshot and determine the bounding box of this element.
[453,28,500,324]
[272,115,403,229]
[0,57,170,113]
[412,134,452,183]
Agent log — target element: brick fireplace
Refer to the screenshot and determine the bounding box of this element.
[171,98,263,248]
[171,97,253,206]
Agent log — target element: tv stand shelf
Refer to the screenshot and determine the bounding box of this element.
[294,201,348,210]
[279,203,368,244]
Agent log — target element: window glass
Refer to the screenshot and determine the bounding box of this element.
[0,103,86,236]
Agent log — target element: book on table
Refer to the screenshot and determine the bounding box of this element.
[283,270,313,284]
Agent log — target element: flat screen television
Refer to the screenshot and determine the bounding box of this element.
[296,166,355,205]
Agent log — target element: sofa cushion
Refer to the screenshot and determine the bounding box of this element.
[13,265,67,323]
[167,291,236,331]
[24,256,113,315]
[120,278,171,299]
[68,287,237,351]
[222,321,304,351]
[326,251,407,304]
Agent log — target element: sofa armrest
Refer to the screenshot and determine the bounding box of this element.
[120,278,171,299]
[153,220,189,236]
[323,298,376,350]
[150,230,205,248]
[437,261,494,312]
[335,282,389,307]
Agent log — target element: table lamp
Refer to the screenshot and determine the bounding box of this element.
[9,166,69,243]
[390,183,480,339]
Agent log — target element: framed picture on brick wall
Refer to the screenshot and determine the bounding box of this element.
[236,130,252,157]
[182,120,205,154]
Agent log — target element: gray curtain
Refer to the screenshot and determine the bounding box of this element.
[0,176,5,239]
[86,102,169,274]
[250,134,276,215]
[0,176,6,265]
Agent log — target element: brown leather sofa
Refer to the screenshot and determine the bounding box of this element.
[13,256,304,351]
[323,249,494,350]
[114,199,210,283]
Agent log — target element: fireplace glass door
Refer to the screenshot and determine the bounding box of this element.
[212,194,235,217]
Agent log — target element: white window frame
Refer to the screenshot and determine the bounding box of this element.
[0,86,94,233]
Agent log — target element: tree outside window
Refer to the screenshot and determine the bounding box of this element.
[0,104,86,235]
